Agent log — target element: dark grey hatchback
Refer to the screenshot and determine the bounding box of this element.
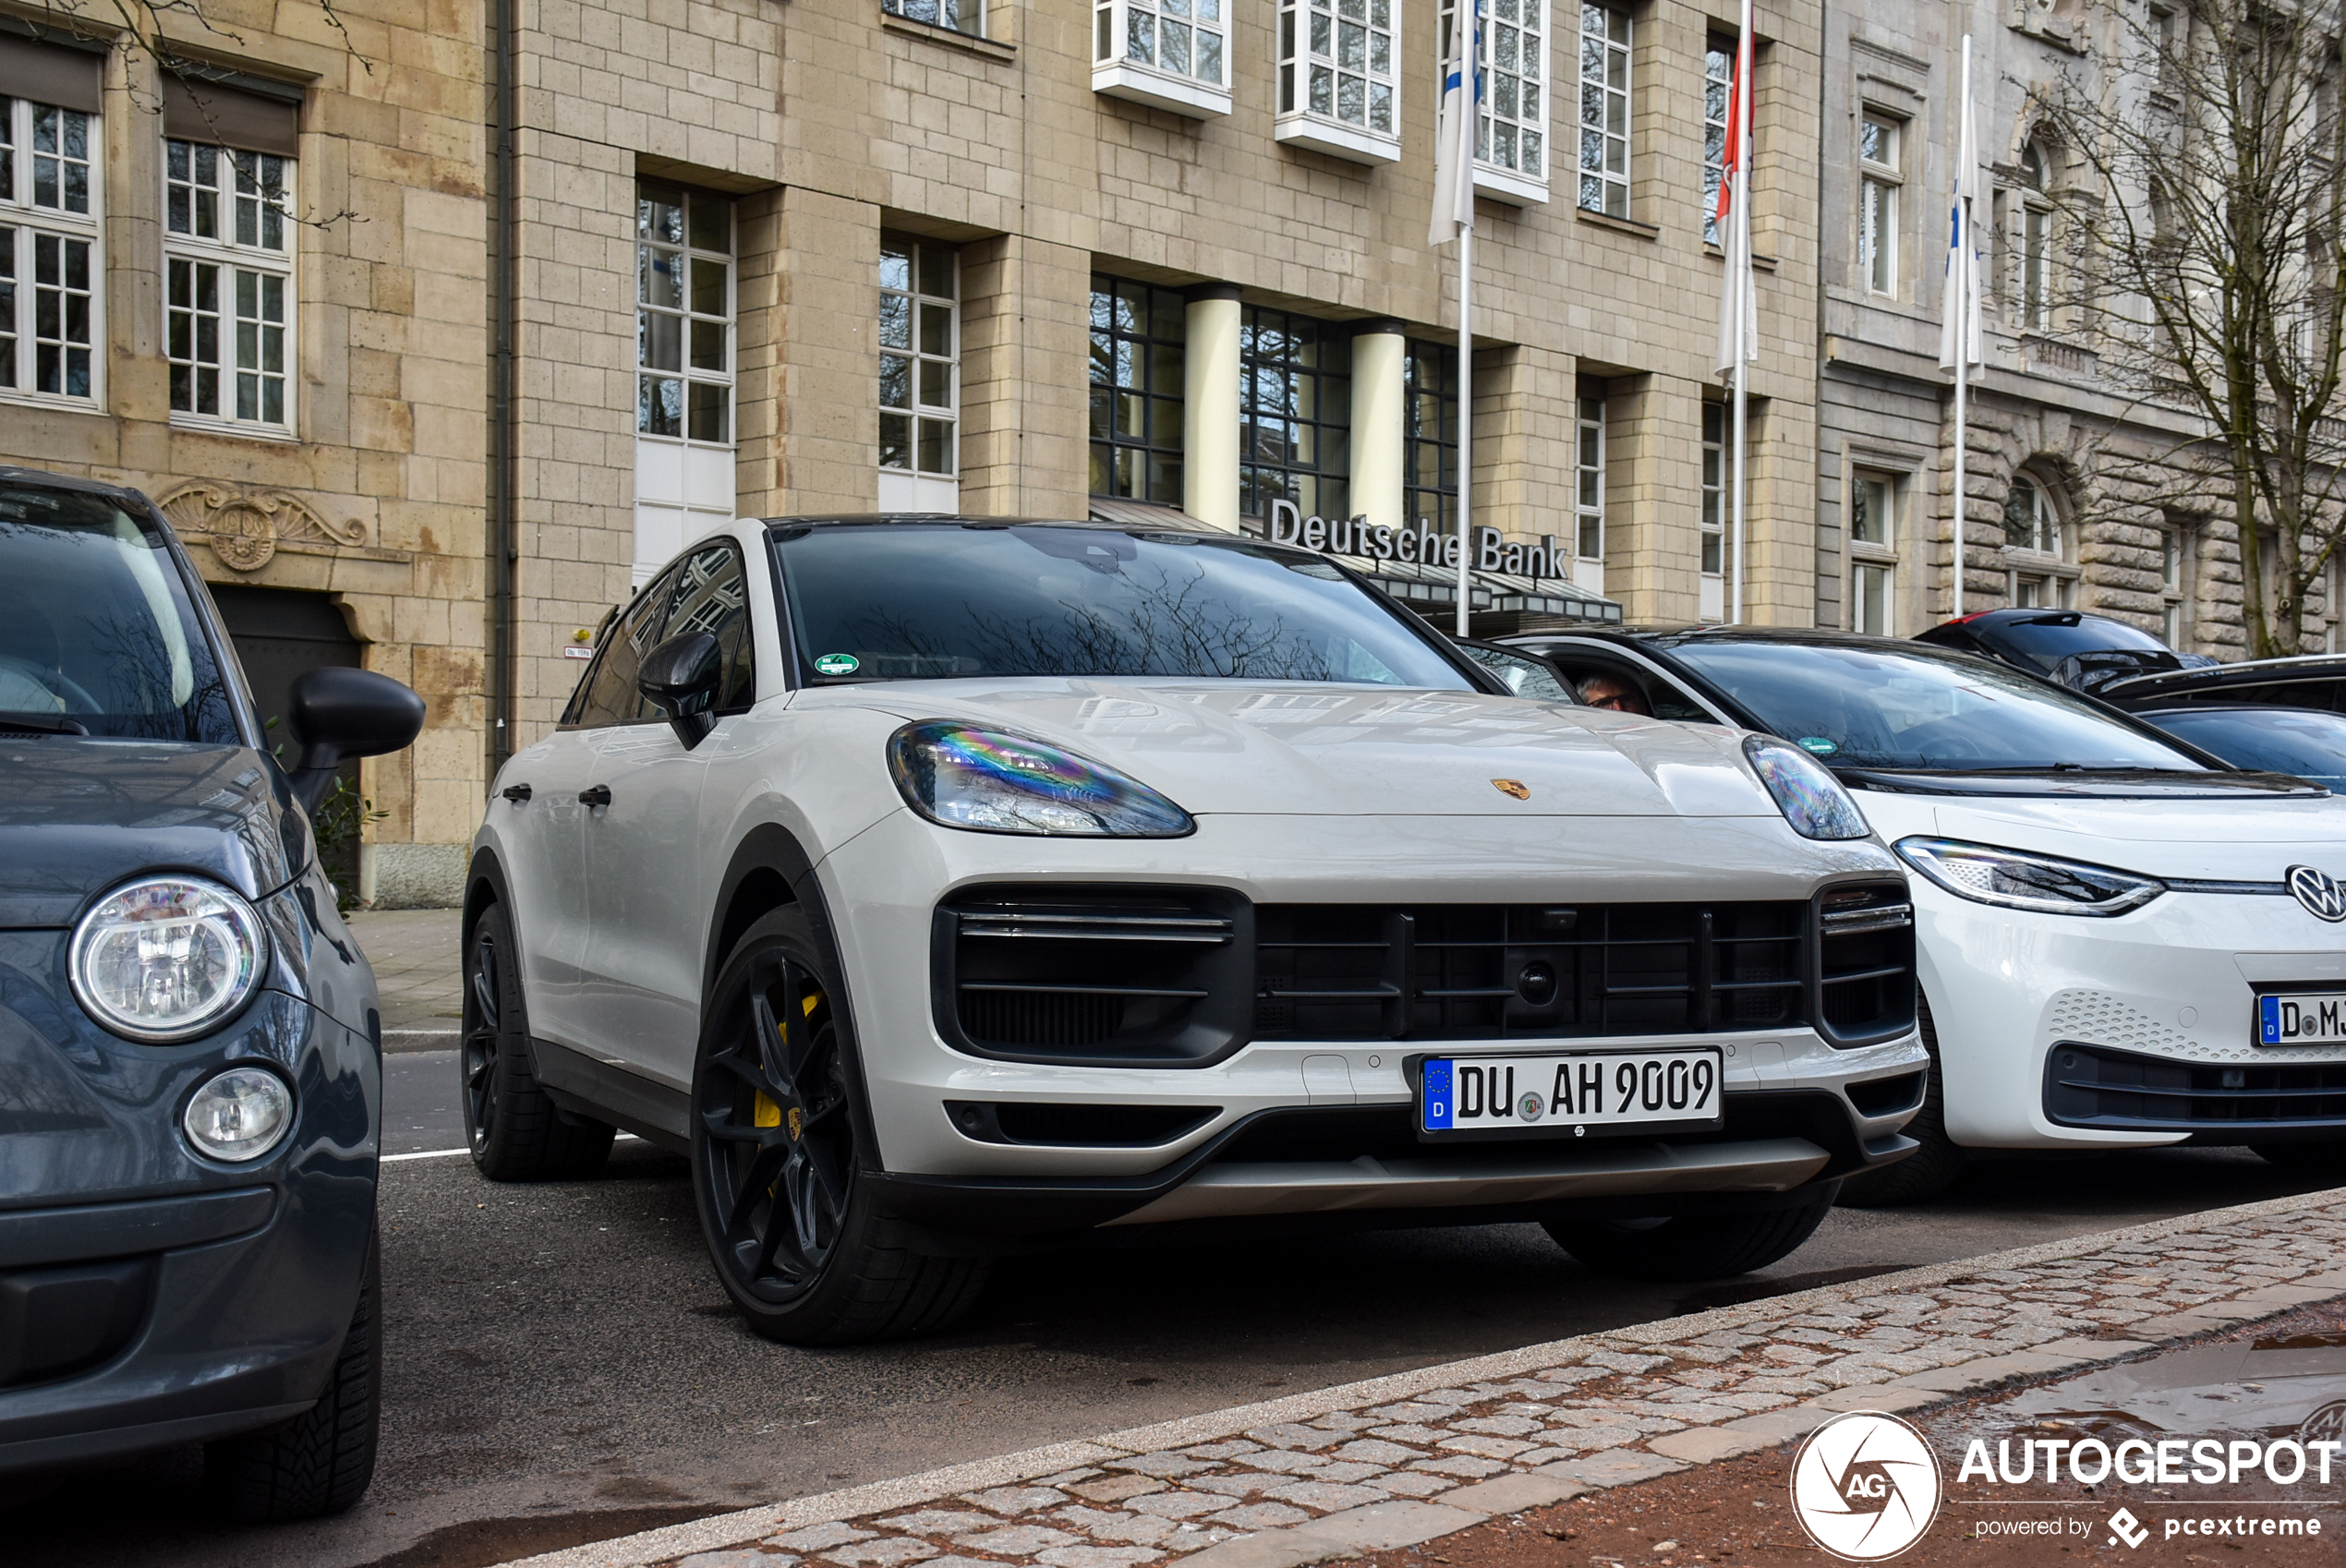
[0,469,420,1519]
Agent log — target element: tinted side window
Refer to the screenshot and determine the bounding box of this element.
[572,572,675,728]
[659,542,756,711]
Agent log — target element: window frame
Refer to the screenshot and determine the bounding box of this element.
[2002,473,2079,608]
[1847,468,1903,636]
[163,137,296,436]
[0,95,103,410]
[1699,400,1727,584]
[2017,140,2054,332]
[1089,273,1187,505]
[1403,337,1457,535]
[1574,395,1604,564]
[885,0,986,39]
[2159,523,2193,648]
[1433,0,1549,206]
[1239,304,1352,525]
[878,234,960,483]
[1702,35,1733,247]
[1575,2,1628,217]
[1858,107,1905,298]
[634,178,737,585]
[1094,0,1234,117]
[1276,0,1400,163]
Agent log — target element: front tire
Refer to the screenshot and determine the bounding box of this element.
[203,1226,381,1521]
[691,908,988,1345]
[1835,995,1966,1208]
[1543,1192,1836,1283]
[463,899,613,1181]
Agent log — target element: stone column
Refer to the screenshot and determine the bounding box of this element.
[1348,320,1406,538]
[959,233,1093,519]
[1182,283,1241,531]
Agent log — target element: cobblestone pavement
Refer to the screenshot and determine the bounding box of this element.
[505,1187,2346,1568]
[348,907,463,1048]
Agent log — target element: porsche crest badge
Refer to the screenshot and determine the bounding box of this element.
[1492,778,1531,801]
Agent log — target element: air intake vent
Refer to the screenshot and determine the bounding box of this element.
[1817,884,1917,1045]
[2047,1043,2346,1130]
[935,887,1252,1066]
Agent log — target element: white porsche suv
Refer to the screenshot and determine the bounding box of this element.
[466,518,1928,1343]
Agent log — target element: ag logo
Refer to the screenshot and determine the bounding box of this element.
[1789,1410,1942,1562]
[2286,864,2346,923]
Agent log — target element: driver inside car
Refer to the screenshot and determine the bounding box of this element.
[1577,671,1653,717]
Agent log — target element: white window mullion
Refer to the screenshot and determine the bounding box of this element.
[1443,0,1549,204]
[163,137,292,433]
[1276,0,1399,163]
[1094,0,1232,118]
[1575,3,1626,216]
[0,95,102,410]
[634,179,736,584]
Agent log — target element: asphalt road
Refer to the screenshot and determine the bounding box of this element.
[6,1054,2337,1568]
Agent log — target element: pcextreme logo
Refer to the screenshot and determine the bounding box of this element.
[1789,1411,1945,1562]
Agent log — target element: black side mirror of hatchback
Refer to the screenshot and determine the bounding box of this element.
[638,632,723,749]
[287,668,427,814]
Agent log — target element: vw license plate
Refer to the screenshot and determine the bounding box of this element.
[2257,993,2346,1044]
[1417,1049,1724,1140]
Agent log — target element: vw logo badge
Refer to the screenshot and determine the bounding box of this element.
[2286,864,2346,923]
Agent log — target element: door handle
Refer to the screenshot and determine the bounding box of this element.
[501,783,532,803]
[578,784,612,807]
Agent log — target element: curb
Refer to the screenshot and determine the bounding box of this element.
[496,1184,2346,1568]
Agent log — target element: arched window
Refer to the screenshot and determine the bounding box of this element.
[2017,139,2053,331]
[2003,473,2076,609]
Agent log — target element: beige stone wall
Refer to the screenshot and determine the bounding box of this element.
[0,1,487,902]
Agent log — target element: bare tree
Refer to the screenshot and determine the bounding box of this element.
[2040,0,2346,657]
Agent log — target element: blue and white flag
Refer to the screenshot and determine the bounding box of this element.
[1939,37,1985,381]
[1428,0,1480,247]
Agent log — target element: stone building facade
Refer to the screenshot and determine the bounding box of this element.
[1813,0,2333,651]
[0,1,488,906]
[492,0,1829,758]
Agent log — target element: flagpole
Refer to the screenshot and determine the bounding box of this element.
[1453,1,1477,639]
[1950,34,1972,619]
[1727,1,1752,625]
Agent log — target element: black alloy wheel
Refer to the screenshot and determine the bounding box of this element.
[461,900,613,1181]
[691,907,989,1344]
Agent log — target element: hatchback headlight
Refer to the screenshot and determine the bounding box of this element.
[1895,837,2166,917]
[70,875,269,1042]
[888,721,1193,837]
[1744,735,1872,840]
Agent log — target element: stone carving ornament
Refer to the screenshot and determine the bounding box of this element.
[154,480,367,572]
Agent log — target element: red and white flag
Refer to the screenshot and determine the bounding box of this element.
[1713,26,1756,375]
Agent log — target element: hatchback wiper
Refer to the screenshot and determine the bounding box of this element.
[0,712,90,735]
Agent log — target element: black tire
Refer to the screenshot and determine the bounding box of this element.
[204,1225,381,1521]
[1542,1192,1837,1283]
[2252,1141,2346,1179]
[463,899,613,1181]
[1835,995,1967,1209]
[691,908,989,1345]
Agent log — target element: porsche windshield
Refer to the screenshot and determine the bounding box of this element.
[1663,640,2205,774]
[772,523,1473,688]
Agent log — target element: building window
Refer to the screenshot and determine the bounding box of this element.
[1276,0,1398,163]
[1849,468,1900,636]
[164,139,294,430]
[2159,524,2192,647]
[634,179,735,582]
[1702,37,1733,247]
[1574,398,1603,561]
[1403,338,1457,534]
[1577,4,1628,216]
[1858,109,1902,297]
[879,235,957,483]
[1699,401,1726,620]
[886,0,982,37]
[1240,307,1350,523]
[0,97,100,403]
[2018,140,2052,332]
[1090,275,1185,504]
[1095,0,1232,117]
[2004,474,2075,609]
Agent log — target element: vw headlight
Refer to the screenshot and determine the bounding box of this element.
[70,876,269,1042]
[1895,837,2165,917]
[1744,735,1871,840]
[888,721,1193,837]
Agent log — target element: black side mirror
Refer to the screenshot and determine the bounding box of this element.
[638,632,723,749]
[286,668,427,814]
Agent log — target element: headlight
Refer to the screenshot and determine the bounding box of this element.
[1895,837,2166,917]
[888,721,1193,837]
[1744,735,1872,840]
[70,875,269,1042]
[183,1066,294,1161]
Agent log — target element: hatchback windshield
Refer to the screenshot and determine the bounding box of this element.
[0,484,238,742]
[774,523,1473,688]
[1663,639,2204,773]
[2140,706,2346,790]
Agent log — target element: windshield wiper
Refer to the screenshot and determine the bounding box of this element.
[0,712,90,735]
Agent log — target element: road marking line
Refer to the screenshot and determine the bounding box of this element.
[382,1133,643,1164]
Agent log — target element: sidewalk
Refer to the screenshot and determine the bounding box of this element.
[348,907,464,1050]
[501,1186,2346,1568]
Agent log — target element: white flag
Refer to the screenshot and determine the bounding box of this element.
[1939,38,1985,380]
[1712,28,1755,375]
[1428,0,1479,247]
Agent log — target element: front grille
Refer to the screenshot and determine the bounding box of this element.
[2045,1042,2346,1129]
[1819,886,1917,1041]
[1253,901,1809,1042]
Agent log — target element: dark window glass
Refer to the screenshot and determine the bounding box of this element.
[571,568,677,728]
[656,541,756,710]
[1664,640,2201,773]
[1089,274,1186,505]
[1240,307,1349,523]
[0,485,238,742]
[1982,611,2173,671]
[1403,339,1457,534]
[775,523,1470,687]
[1460,644,1577,702]
[2139,707,2346,789]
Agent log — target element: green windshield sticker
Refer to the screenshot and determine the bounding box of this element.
[1798,737,1838,754]
[813,653,860,676]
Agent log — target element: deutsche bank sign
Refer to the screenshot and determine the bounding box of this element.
[1266,499,1566,581]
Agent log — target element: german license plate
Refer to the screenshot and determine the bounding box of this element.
[2257,993,2346,1044]
[1416,1049,1725,1140]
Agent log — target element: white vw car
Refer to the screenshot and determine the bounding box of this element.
[467,519,1927,1343]
[1505,628,2346,1203]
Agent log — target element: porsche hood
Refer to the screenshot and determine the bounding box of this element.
[821,680,1785,819]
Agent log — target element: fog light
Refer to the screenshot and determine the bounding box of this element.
[183,1067,293,1162]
